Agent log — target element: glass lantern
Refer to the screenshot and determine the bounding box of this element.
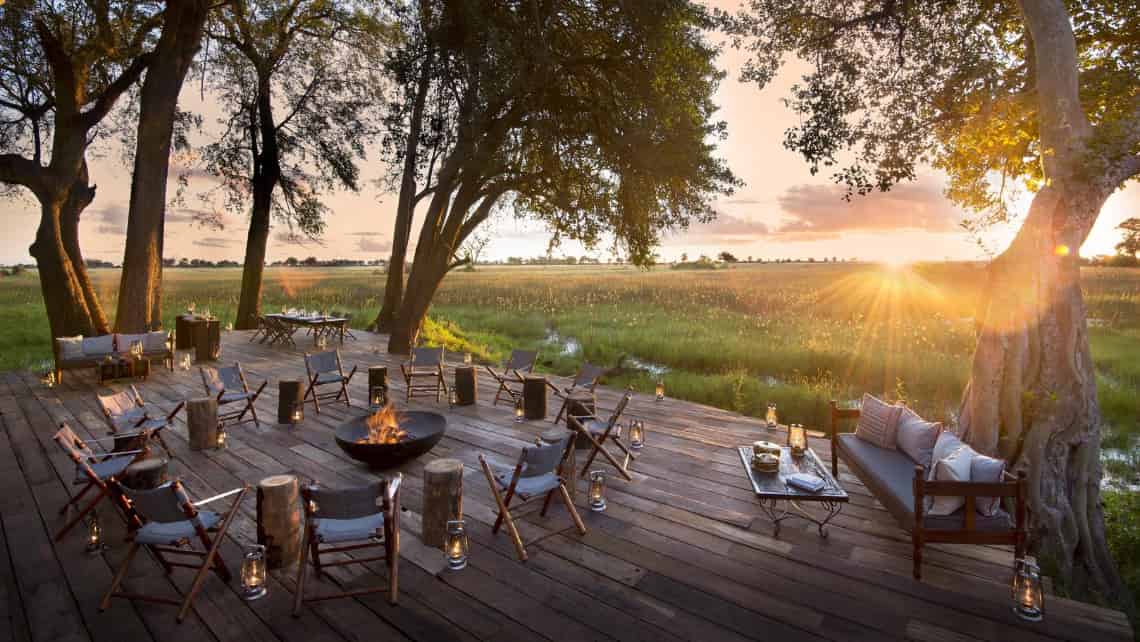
[654,381,665,402]
[766,403,778,428]
[188,302,197,315]
[514,399,525,423]
[179,351,193,371]
[225,322,233,331]
[1011,558,1044,621]
[41,371,56,389]
[316,335,327,350]
[628,419,645,450]
[370,384,388,410]
[130,340,144,357]
[291,401,304,424]
[86,511,103,554]
[788,424,807,457]
[445,520,469,570]
[449,388,457,408]
[588,470,607,512]
[463,352,473,365]
[240,544,268,600]
[216,426,227,449]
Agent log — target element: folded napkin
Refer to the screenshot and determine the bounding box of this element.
[785,473,825,493]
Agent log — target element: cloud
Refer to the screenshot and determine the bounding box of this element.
[192,237,237,249]
[676,213,771,246]
[350,232,391,253]
[92,204,128,235]
[774,182,962,240]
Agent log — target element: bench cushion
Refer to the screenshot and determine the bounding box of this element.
[57,336,84,361]
[81,335,114,357]
[924,508,1013,532]
[838,433,918,529]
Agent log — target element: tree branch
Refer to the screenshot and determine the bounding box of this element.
[0,153,44,192]
[80,52,152,130]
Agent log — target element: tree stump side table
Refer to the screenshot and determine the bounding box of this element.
[257,475,302,569]
[186,397,218,451]
[523,376,548,420]
[422,458,464,549]
[454,366,477,406]
[278,380,304,424]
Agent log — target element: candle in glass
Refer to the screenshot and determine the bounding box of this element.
[514,399,525,422]
[788,424,807,457]
[628,420,645,450]
[445,520,469,570]
[240,544,268,600]
[654,381,665,401]
[766,403,778,428]
[588,470,607,511]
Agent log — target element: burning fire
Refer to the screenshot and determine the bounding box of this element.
[361,403,407,444]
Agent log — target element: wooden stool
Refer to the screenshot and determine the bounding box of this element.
[540,428,576,499]
[278,380,304,424]
[422,458,464,549]
[187,397,218,451]
[121,457,169,490]
[453,366,477,406]
[257,475,302,569]
[523,376,548,420]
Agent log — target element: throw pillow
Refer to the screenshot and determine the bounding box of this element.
[928,431,964,481]
[895,407,942,470]
[928,446,974,516]
[971,454,1007,516]
[144,331,169,353]
[57,336,84,361]
[854,393,903,449]
[116,333,145,352]
[81,334,114,357]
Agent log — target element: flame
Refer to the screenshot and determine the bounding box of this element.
[361,403,407,444]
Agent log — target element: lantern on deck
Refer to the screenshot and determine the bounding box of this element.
[240,544,268,600]
[628,419,645,450]
[514,399,525,423]
[654,381,665,402]
[86,511,103,554]
[291,401,304,424]
[130,340,144,357]
[216,425,227,449]
[463,352,473,365]
[445,520,469,570]
[370,384,388,410]
[41,371,56,389]
[179,352,193,371]
[588,470,607,512]
[766,403,778,428]
[1011,558,1044,622]
[788,424,807,457]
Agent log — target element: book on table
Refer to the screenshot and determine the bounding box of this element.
[785,472,825,493]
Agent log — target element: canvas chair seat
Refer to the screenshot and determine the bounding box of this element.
[315,372,345,385]
[314,513,385,544]
[488,461,562,498]
[570,391,636,482]
[80,455,136,484]
[218,391,252,403]
[578,418,610,435]
[133,510,221,545]
[111,407,148,429]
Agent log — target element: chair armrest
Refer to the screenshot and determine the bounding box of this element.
[192,486,246,508]
[384,474,402,514]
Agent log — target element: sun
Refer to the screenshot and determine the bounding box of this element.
[880,256,913,271]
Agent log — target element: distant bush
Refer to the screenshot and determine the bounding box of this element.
[671,255,719,270]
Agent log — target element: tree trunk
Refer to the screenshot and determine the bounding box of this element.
[116,0,210,332]
[29,197,101,339]
[234,177,274,329]
[59,171,109,334]
[957,184,1125,604]
[374,50,433,332]
[387,254,448,354]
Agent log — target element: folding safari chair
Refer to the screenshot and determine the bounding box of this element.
[200,363,268,429]
[53,423,149,542]
[265,315,296,346]
[478,434,585,562]
[400,347,447,403]
[330,311,356,342]
[101,480,247,622]
[547,362,606,424]
[569,391,636,481]
[248,315,269,343]
[293,476,401,615]
[484,349,538,406]
[303,350,357,413]
[97,385,181,456]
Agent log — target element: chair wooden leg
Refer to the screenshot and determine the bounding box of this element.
[578,434,634,482]
[56,487,108,542]
[59,482,94,515]
[560,484,587,535]
[387,529,399,605]
[293,524,311,616]
[912,533,923,580]
[540,490,555,516]
[479,457,527,562]
[100,542,140,611]
[248,401,260,428]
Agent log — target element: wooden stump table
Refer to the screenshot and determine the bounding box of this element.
[421,458,464,549]
[278,380,304,424]
[523,376,548,420]
[453,366,477,406]
[186,397,218,451]
[257,475,302,569]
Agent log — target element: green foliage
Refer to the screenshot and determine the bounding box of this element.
[1103,488,1140,632]
[1117,218,1140,259]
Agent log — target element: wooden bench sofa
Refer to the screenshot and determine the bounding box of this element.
[53,332,174,382]
[829,400,1027,579]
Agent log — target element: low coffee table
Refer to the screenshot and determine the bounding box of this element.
[99,357,134,384]
[738,445,848,537]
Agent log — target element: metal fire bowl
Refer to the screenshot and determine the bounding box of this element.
[334,410,447,469]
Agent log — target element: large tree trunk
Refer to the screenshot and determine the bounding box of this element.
[29,197,101,338]
[235,180,273,329]
[958,184,1125,604]
[116,0,210,332]
[60,169,109,334]
[374,50,433,332]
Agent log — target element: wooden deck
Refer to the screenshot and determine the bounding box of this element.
[0,330,1129,642]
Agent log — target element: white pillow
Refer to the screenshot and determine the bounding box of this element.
[928,446,974,516]
[81,335,114,356]
[927,430,964,481]
[117,333,145,352]
[57,336,84,360]
[144,331,169,353]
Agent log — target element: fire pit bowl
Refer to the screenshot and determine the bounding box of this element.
[335,410,447,469]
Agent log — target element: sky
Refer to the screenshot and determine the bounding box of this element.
[1,5,1137,266]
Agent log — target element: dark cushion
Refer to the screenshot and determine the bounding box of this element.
[837,433,918,529]
[924,508,1013,532]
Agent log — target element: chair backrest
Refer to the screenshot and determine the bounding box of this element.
[99,389,141,419]
[519,436,569,478]
[122,481,195,524]
[306,350,341,375]
[573,363,605,389]
[304,480,385,519]
[411,346,443,367]
[505,349,537,371]
[201,363,244,393]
